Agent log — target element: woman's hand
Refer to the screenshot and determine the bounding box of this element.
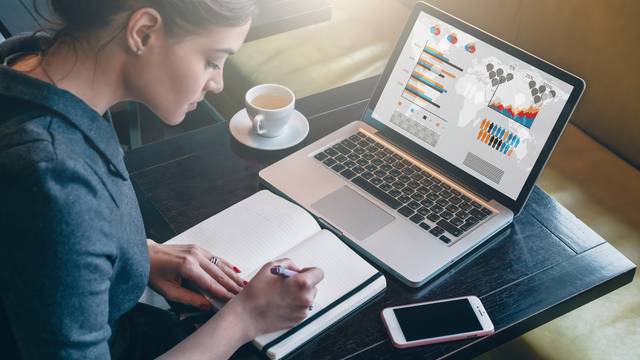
[225,258,324,339]
[147,239,246,310]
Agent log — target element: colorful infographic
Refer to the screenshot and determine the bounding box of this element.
[476,119,520,156]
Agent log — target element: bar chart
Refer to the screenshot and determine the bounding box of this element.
[402,42,465,111]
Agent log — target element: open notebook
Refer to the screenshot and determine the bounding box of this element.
[165,190,386,359]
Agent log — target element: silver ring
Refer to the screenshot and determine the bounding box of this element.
[210,256,219,265]
[308,305,314,311]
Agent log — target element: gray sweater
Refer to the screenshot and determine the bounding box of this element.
[0,35,149,359]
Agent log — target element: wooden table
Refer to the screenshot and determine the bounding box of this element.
[125,76,636,359]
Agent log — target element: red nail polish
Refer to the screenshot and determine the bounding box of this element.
[243,280,249,286]
[233,266,241,273]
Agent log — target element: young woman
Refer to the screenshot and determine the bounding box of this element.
[0,1,323,359]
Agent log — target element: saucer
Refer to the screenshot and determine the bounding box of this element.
[229,109,309,150]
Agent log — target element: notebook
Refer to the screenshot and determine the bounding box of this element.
[165,190,386,359]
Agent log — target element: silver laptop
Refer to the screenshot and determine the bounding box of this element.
[259,2,585,287]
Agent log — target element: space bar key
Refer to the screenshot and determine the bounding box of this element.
[351,176,402,209]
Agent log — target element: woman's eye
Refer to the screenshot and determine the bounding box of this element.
[206,61,221,70]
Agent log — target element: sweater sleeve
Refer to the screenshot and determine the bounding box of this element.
[0,157,118,359]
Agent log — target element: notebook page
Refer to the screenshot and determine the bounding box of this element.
[165,190,320,275]
[254,229,378,345]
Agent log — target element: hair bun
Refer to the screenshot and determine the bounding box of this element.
[49,0,111,28]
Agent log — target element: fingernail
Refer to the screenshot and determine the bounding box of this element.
[243,280,249,286]
[233,266,242,273]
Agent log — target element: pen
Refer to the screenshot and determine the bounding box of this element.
[270,265,300,278]
[270,265,315,311]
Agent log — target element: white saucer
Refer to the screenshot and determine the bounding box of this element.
[229,108,309,150]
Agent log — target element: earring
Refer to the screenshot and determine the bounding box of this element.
[135,48,143,55]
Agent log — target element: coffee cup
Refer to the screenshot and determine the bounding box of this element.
[245,84,295,138]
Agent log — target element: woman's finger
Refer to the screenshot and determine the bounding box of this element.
[199,256,243,294]
[183,262,236,301]
[164,284,212,311]
[216,259,247,288]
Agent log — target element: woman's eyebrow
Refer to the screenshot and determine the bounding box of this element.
[210,48,236,55]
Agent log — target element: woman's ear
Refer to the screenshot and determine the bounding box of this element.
[126,8,163,56]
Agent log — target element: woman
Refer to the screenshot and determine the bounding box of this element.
[0,1,323,359]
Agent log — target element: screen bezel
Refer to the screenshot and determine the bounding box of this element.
[362,2,585,215]
[383,296,493,344]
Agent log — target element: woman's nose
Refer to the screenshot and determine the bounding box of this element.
[205,77,223,94]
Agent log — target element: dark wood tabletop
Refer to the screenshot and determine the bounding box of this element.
[124,76,636,360]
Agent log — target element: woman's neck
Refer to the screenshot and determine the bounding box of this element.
[12,40,128,115]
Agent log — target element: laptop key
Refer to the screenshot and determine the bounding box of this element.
[437,220,463,237]
[419,222,432,231]
[351,176,402,209]
[411,172,425,181]
[451,217,465,227]
[323,158,337,167]
[431,184,443,193]
[451,189,461,196]
[340,169,356,180]
[370,177,383,186]
[398,195,411,204]
[481,207,493,216]
[441,211,454,220]
[388,189,402,198]
[347,153,360,161]
[361,171,374,180]
[445,205,458,213]
[331,164,345,173]
[460,223,472,232]
[402,167,415,175]
[417,207,431,216]
[442,183,451,190]
[427,213,440,222]
[466,217,479,225]
[365,164,377,172]
[411,193,424,202]
[426,193,439,201]
[436,199,448,207]
[383,175,396,183]
[349,134,361,142]
[469,208,487,220]
[356,132,366,138]
[374,170,386,178]
[325,148,338,157]
[362,153,375,160]
[409,214,424,224]
[398,206,415,217]
[450,196,462,205]
[457,211,470,219]
[314,152,329,161]
[392,181,405,189]
[401,187,414,195]
[420,199,435,207]
[354,147,366,155]
[439,191,453,199]
[335,154,347,163]
[341,139,357,149]
[431,204,444,213]
[333,144,350,155]
[407,201,421,210]
[389,169,402,177]
[471,201,482,209]
[380,183,393,192]
[380,164,393,172]
[398,175,411,183]
[439,235,452,244]
[407,180,421,189]
[343,160,356,168]
[356,158,368,166]
[429,227,444,237]
[459,202,472,211]
[352,166,365,174]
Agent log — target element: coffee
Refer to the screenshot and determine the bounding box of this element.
[251,93,290,110]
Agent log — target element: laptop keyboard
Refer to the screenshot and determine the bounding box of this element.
[313,131,494,245]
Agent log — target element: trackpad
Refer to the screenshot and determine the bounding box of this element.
[311,186,394,240]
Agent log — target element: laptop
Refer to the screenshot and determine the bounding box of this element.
[259,1,585,287]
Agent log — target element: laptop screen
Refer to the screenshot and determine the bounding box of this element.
[371,11,575,200]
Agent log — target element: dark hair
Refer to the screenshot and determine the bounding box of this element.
[37,0,257,50]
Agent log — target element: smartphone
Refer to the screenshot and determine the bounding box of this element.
[381,296,494,348]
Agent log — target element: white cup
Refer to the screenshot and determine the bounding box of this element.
[245,84,295,138]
